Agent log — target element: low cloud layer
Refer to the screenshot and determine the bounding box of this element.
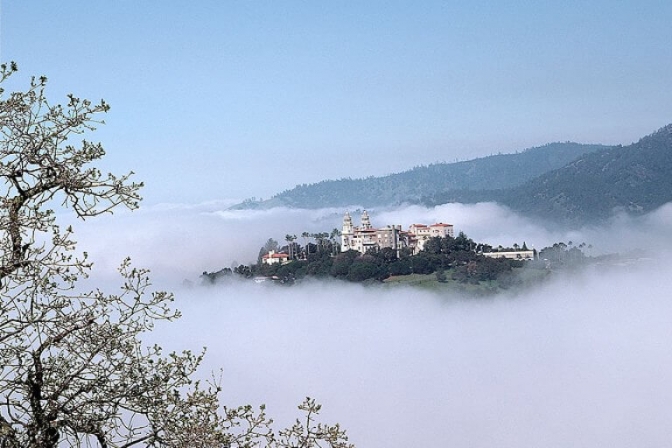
[70,200,672,284]
[154,262,672,447]
[63,200,672,447]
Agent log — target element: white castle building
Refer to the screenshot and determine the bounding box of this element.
[341,211,454,256]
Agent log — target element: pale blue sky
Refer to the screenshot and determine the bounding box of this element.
[2,1,671,204]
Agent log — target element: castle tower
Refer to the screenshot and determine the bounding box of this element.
[342,211,353,234]
[341,211,353,251]
[361,210,372,230]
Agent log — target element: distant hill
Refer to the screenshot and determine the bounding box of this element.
[503,124,672,224]
[231,142,608,209]
[232,124,672,226]
[424,124,672,225]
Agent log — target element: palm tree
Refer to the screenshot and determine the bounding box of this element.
[330,228,341,255]
[313,232,330,253]
[301,231,310,259]
[285,234,297,260]
[320,232,329,252]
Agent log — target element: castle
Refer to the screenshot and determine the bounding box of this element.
[341,210,454,256]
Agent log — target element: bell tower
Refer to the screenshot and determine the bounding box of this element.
[341,211,353,251]
[361,210,372,230]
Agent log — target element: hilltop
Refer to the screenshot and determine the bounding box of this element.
[424,124,672,225]
[230,142,608,210]
[231,123,672,226]
[506,124,672,224]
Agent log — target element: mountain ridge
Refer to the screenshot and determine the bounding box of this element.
[231,123,672,227]
[498,123,672,224]
[231,141,609,210]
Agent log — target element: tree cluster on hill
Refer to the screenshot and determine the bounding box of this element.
[203,228,600,294]
[538,241,590,267]
[207,232,537,288]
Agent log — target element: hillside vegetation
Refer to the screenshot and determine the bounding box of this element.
[232,142,607,209]
[505,124,672,223]
[424,124,672,224]
[233,124,672,226]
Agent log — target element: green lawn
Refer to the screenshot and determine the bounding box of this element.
[381,267,549,296]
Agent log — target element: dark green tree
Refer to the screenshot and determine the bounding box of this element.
[330,250,359,279]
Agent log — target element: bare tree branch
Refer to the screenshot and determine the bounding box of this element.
[0,64,353,448]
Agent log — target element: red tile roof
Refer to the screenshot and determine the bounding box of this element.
[262,252,289,259]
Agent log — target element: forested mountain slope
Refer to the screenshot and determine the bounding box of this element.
[233,124,672,226]
[423,124,672,225]
[232,142,607,209]
[502,124,672,224]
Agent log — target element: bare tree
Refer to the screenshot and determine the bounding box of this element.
[0,64,353,448]
[276,398,353,448]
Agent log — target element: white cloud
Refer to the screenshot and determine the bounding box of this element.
[60,200,672,447]
[67,200,672,284]
[145,260,672,448]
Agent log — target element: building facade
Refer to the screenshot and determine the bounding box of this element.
[261,250,290,265]
[482,250,535,260]
[341,211,454,256]
[407,222,454,252]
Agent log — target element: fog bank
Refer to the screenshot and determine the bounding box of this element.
[71,201,672,285]
[153,260,672,447]
[67,201,672,446]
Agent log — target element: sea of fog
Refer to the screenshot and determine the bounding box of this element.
[66,201,672,447]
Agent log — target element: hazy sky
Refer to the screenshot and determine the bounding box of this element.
[6,4,672,445]
[2,1,672,204]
